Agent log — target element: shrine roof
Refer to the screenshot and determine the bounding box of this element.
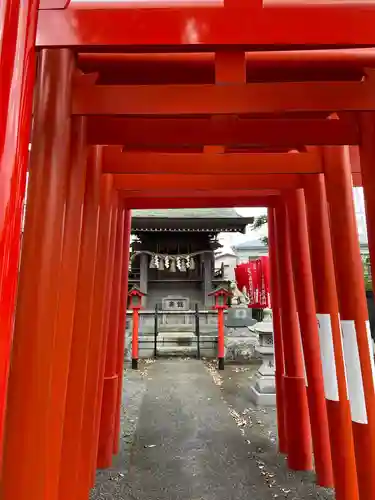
[133,208,242,218]
[233,238,268,250]
[131,208,253,233]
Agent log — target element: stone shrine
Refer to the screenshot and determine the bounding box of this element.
[127,209,253,357]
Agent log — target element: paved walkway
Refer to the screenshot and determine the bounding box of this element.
[91,360,334,500]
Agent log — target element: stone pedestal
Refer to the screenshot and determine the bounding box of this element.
[250,308,276,405]
[224,306,258,362]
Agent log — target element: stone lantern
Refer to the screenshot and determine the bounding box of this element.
[128,285,146,311]
[209,285,231,310]
[250,308,276,405]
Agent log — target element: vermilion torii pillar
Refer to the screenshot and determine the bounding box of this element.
[113,207,132,454]
[358,113,375,322]
[0,0,40,454]
[274,201,312,472]
[7,7,375,497]
[47,116,88,500]
[92,193,119,474]
[1,48,74,500]
[267,206,287,454]
[323,146,375,500]
[76,174,114,499]
[304,174,359,500]
[98,200,125,468]
[286,189,333,487]
[58,147,102,500]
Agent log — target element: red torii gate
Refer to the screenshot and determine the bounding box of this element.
[3,1,375,500]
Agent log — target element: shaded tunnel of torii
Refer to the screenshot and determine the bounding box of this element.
[4,1,375,500]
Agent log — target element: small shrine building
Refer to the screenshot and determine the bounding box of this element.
[129,209,253,312]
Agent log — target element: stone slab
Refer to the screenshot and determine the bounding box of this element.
[162,295,190,311]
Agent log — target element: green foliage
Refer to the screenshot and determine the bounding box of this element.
[251,215,268,246]
[364,276,373,292]
[362,254,373,291]
[251,215,268,231]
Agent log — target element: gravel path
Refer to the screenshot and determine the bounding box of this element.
[90,359,335,500]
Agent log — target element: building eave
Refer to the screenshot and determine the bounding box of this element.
[131,217,253,233]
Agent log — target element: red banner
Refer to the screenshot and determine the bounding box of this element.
[235,257,270,308]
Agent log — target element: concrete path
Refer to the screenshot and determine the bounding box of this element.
[91,360,334,500]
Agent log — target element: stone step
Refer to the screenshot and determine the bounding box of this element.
[158,332,196,339]
[156,326,196,333]
[156,345,198,357]
[157,324,217,333]
[157,335,196,348]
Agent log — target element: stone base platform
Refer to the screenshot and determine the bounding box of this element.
[224,326,260,363]
[249,383,277,406]
[125,331,218,359]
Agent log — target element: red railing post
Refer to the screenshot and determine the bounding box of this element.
[217,307,225,370]
[132,309,140,369]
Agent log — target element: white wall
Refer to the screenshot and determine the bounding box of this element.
[236,247,268,264]
[214,254,237,281]
[353,187,368,241]
[146,282,204,310]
